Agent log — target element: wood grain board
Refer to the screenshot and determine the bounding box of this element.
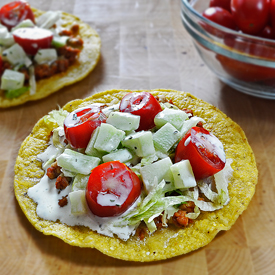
[0,0,275,274]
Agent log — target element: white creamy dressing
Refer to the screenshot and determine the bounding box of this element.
[194,131,226,163]
[28,172,140,241]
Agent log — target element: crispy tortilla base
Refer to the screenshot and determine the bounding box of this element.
[14,89,258,261]
[0,8,101,108]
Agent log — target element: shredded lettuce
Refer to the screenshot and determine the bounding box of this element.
[44,109,69,127]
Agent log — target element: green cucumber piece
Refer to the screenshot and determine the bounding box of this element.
[121,131,155,157]
[154,108,188,130]
[85,127,106,158]
[102,148,133,163]
[106,112,140,131]
[34,49,57,64]
[72,174,89,191]
[2,43,29,65]
[11,19,35,32]
[140,157,173,193]
[1,69,25,90]
[51,36,69,48]
[170,160,196,189]
[94,123,125,152]
[153,123,181,153]
[69,190,88,215]
[4,86,29,99]
[56,149,100,175]
[0,24,14,46]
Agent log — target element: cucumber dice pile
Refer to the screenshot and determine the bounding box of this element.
[51,103,207,216]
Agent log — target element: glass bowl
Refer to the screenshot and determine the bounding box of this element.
[181,0,275,99]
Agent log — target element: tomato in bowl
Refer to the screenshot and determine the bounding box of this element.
[181,0,275,99]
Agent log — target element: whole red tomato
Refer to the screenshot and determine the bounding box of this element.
[216,54,275,82]
[64,105,107,149]
[13,27,54,55]
[86,161,142,217]
[270,0,275,30]
[175,127,226,180]
[119,92,162,131]
[202,7,236,30]
[231,0,270,35]
[258,26,275,39]
[0,0,35,30]
[210,0,231,12]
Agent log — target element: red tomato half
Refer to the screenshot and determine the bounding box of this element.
[209,0,231,12]
[119,92,162,131]
[64,105,107,149]
[202,7,236,30]
[0,0,35,30]
[231,0,270,35]
[175,127,226,180]
[86,161,142,217]
[12,27,54,55]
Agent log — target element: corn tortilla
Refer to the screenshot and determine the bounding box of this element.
[0,8,101,108]
[14,89,258,261]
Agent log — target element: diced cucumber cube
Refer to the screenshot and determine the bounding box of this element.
[57,149,100,175]
[51,35,69,48]
[85,127,106,158]
[11,19,35,32]
[2,43,28,65]
[0,24,14,46]
[69,190,88,215]
[140,157,173,193]
[170,160,196,189]
[4,86,29,99]
[122,131,155,157]
[72,174,90,191]
[106,112,140,131]
[154,108,188,130]
[94,123,125,152]
[102,148,133,163]
[1,69,25,90]
[153,123,181,153]
[34,49,57,64]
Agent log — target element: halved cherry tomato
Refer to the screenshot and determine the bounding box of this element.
[12,27,54,55]
[64,105,107,149]
[202,7,236,30]
[209,0,231,12]
[231,0,270,35]
[175,127,226,180]
[0,0,35,31]
[86,161,142,217]
[119,92,162,131]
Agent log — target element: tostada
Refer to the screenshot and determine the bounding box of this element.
[0,0,100,108]
[14,89,258,261]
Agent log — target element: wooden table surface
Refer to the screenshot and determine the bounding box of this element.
[1,0,275,274]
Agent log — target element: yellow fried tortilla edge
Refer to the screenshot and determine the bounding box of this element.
[0,8,101,108]
[14,89,258,262]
